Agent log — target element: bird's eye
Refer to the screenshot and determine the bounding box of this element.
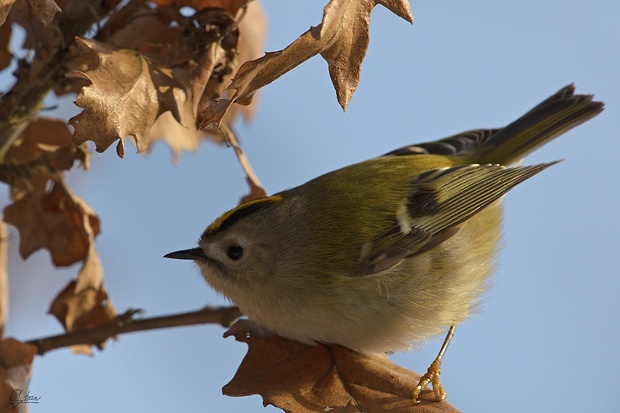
[226,244,244,260]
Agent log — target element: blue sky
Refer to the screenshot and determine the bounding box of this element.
[4,1,619,412]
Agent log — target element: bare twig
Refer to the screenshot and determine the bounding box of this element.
[26,305,242,356]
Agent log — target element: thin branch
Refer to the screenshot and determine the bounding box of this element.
[26,305,242,356]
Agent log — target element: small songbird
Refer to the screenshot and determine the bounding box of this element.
[166,84,603,401]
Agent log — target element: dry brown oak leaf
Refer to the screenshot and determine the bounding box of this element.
[98,6,203,158]
[3,118,83,167]
[223,320,459,413]
[202,0,413,128]
[105,2,266,156]
[48,278,117,355]
[2,117,89,196]
[0,338,37,413]
[68,38,184,156]
[3,179,116,355]
[4,180,99,267]
[0,0,61,26]
[189,4,267,127]
[45,217,117,355]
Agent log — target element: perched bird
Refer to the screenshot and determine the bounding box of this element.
[166,84,603,401]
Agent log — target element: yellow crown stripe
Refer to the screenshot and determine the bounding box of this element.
[206,194,284,234]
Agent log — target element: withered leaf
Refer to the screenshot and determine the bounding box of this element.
[4,117,87,165]
[147,89,204,160]
[2,118,88,197]
[70,3,265,158]
[0,337,36,370]
[0,0,61,26]
[231,0,267,123]
[26,0,61,24]
[5,117,73,158]
[4,180,100,267]
[320,0,413,108]
[189,39,229,120]
[104,5,181,57]
[0,338,37,413]
[223,320,459,413]
[195,0,266,130]
[37,180,117,354]
[150,2,266,155]
[48,234,117,355]
[0,1,15,26]
[48,279,117,355]
[68,38,185,154]
[202,0,413,127]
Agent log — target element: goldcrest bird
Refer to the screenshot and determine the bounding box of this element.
[166,84,603,402]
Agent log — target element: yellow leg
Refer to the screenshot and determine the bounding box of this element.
[412,323,457,402]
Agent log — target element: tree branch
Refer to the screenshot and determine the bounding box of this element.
[26,305,242,356]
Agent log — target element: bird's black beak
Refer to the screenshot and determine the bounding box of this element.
[164,248,206,260]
